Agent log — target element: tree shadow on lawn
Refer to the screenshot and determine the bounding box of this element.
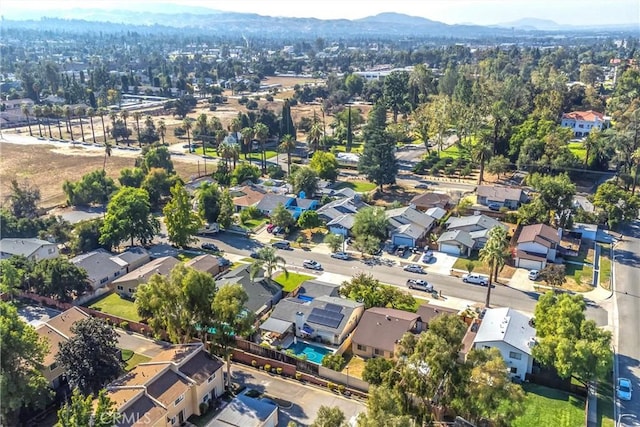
[523,383,585,409]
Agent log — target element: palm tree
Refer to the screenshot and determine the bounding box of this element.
[64,105,74,141]
[53,105,64,139]
[241,127,253,160]
[215,129,228,148]
[307,120,323,152]
[249,247,288,280]
[21,104,33,136]
[217,142,232,169]
[158,120,167,145]
[253,122,269,174]
[473,133,493,185]
[582,130,600,169]
[75,106,86,142]
[86,107,96,143]
[103,141,113,171]
[279,134,297,175]
[42,105,53,138]
[196,113,209,154]
[183,118,193,152]
[229,116,242,138]
[479,226,509,308]
[120,110,130,144]
[108,111,118,144]
[230,144,240,169]
[33,105,43,137]
[132,111,142,144]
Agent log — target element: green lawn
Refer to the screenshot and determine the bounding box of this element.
[332,143,364,154]
[568,142,587,162]
[512,383,585,427]
[193,147,220,156]
[247,150,278,161]
[87,292,141,322]
[242,218,268,230]
[335,180,377,192]
[274,272,314,292]
[598,243,612,289]
[439,144,465,159]
[121,349,151,371]
[597,376,615,427]
[565,263,594,287]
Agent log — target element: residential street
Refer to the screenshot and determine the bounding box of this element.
[614,220,640,425]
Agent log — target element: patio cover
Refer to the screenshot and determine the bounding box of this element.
[259,317,293,335]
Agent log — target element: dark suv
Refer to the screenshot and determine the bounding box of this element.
[272,241,291,250]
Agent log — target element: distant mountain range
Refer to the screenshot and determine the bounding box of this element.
[1,7,638,37]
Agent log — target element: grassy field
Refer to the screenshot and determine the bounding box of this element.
[439,144,465,159]
[121,349,151,371]
[335,180,377,192]
[568,142,587,162]
[274,272,314,292]
[598,243,612,289]
[452,254,516,280]
[87,292,141,322]
[332,143,364,154]
[247,150,278,161]
[564,244,595,265]
[512,383,585,427]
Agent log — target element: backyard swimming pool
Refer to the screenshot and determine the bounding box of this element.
[287,341,333,364]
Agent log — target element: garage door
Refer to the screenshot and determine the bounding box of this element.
[439,243,461,255]
[516,258,543,270]
[392,235,414,247]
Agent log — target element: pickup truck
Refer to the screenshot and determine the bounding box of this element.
[462,273,489,286]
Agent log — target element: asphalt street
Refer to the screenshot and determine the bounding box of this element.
[614,221,640,426]
[203,232,608,325]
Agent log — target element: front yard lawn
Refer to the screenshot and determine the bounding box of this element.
[335,180,377,193]
[274,272,314,292]
[512,383,585,427]
[121,349,151,371]
[452,254,516,280]
[598,243,612,289]
[564,263,594,291]
[242,218,267,230]
[564,243,595,265]
[247,150,278,161]
[568,142,587,162]
[341,351,366,379]
[87,292,141,322]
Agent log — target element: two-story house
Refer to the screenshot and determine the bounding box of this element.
[515,223,561,270]
[106,343,224,427]
[476,185,529,210]
[560,110,610,137]
[0,238,59,262]
[351,308,420,359]
[472,307,536,379]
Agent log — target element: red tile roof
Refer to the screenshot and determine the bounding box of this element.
[561,110,605,122]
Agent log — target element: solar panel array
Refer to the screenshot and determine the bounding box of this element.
[307,307,344,329]
[324,303,343,313]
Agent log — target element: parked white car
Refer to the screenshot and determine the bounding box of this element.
[303,260,323,270]
[331,252,350,260]
[407,279,433,292]
[462,273,489,286]
[528,270,540,280]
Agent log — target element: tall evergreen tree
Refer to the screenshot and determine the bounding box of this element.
[358,103,398,192]
[279,99,296,139]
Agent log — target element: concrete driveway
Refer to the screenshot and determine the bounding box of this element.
[508,268,536,292]
[423,251,458,275]
[230,365,366,426]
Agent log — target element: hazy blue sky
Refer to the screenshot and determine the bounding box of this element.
[3,0,639,25]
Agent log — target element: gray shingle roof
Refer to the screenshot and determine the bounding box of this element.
[270,295,362,335]
[477,185,525,202]
[216,264,283,314]
[297,280,341,299]
[256,194,292,212]
[445,214,505,231]
[0,238,54,258]
[70,249,123,283]
[437,230,475,248]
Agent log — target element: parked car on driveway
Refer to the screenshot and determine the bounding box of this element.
[488,203,502,211]
[403,264,425,274]
[528,270,540,280]
[303,260,323,270]
[462,273,489,286]
[272,241,291,250]
[331,252,350,260]
[266,223,276,233]
[616,377,633,401]
[406,279,433,291]
[201,243,219,252]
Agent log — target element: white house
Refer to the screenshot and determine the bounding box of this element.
[473,307,536,379]
[560,110,610,137]
[515,224,561,270]
[0,238,59,262]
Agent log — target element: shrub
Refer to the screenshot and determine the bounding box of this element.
[264,364,271,372]
[338,384,346,394]
[246,100,258,110]
[208,105,217,111]
[174,127,186,137]
[265,94,274,102]
[321,353,346,371]
[327,381,336,391]
[276,367,283,375]
[119,321,129,330]
[251,360,257,367]
[239,96,249,105]
[199,402,209,415]
[295,372,303,380]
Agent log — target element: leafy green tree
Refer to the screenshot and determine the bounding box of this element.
[0,301,52,425]
[56,388,120,427]
[197,182,221,224]
[72,218,110,254]
[353,234,381,256]
[0,259,22,298]
[356,385,414,427]
[270,203,296,230]
[30,258,88,301]
[358,103,398,191]
[140,145,174,174]
[217,189,235,229]
[212,284,254,388]
[323,233,344,253]
[593,181,640,228]
[363,357,394,385]
[163,182,202,248]
[309,151,339,181]
[312,406,347,427]
[291,167,319,197]
[136,264,217,343]
[383,70,410,123]
[339,273,415,311]
[479,226,509,307]
[527,173,576,228]
[99,187,160,248]
[62,170,117,207]
[249,246,288,280]
[56,317,122,396]
[279,99,296,139]
[321,353,346,371]
[352,206,388,241]
[539,264,566,288]
[118,167,145,188]
[7,179,41,219]
[142,167,182,209]
[533,292,613,386]
[297,210,321,230]
[486,155,511,180]
[231,163,260,185]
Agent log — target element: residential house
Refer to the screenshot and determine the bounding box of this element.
[35,307,90,388]
[476,185,529,210]
[437,230,475,257]
[415,304,459,332]
[184,254,221,276]
[215,264,283,315]
[0,238,59,262]
[106,343,224,427]
[560,110,610,137]
[409,192,452,211]
[0,98,34,126]
[352,307,420,359]
[317,194,369,236]
[443,214,508,251]
[256,194,318,219]
[571,222,598,241]
[472,307,536,379]
[514,224,561,270]
[112,246,151,272]
[425,207,447,221]
[70,249,128,291]
[230,185,267,212]
[265,295,364,346]
[295,280,342,299]
[111,256,180,298]
[386,206,435,247]
[209,389,278,427]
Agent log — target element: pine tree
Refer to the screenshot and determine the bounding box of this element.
[358,103,398,192]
